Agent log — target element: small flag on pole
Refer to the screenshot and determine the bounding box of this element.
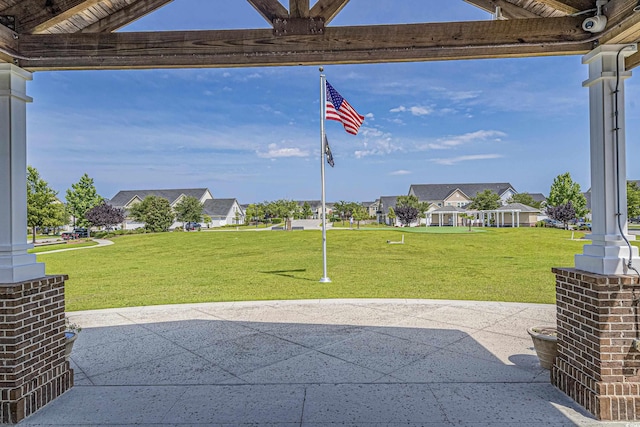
[325,81,365,135]
[325,135,334,167]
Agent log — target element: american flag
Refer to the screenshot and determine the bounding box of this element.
[325,81,364,135]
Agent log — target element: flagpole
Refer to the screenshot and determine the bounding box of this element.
[319,67,331,283]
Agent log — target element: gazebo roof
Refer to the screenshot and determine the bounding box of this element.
[2,1,640,71]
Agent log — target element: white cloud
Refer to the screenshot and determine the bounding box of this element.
[426,130,506,150]
[390,170,411,176]
[390,105,433,116]
[256,143,309,159]
[431,154,504,166]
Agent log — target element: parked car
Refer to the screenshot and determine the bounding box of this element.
[185,222,201,231]
[542,218,563,228]
[61,231,79,240]
[73,228,89,238]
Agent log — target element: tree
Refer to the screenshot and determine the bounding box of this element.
[468,190,501,210]
[395,205,419,226]
[460,213,475,231]
[387,207,396,226]
[129,196,174,232]
[417,201,431,225]
[301,202,313,219]
[245,203,264,227]
[65,174,103,227]
[507,193,542,209]
[85,202,125,230]
[396,195,420,208]
[628,181,640,220]
[174,196,204,226]
[547,202,576,229]
[27,166,67,243]
[547,172,588,218]
[352,204,369,229]
[203,215,212,228]
[333,201,349,225]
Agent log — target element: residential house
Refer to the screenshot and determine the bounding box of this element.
[377,196,401,226]
[362,201,380,218]
[203,198,245,227]
[109,188,214,229]
[409,183,517,208]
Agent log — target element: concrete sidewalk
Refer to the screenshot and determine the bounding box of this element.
[19,299,633,426]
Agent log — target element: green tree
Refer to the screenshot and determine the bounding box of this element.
[352,204,369,229]
[203,215,212,228]
[301,202,313,219]
[65,173,103,228]
[468,190,501,210]
[27,166,67,243]
[460,213,475,231]
[417,201,431,225]
[388,206,397,226]
[507,193,542,209]
[245,203,264,227]
[547,172,588,218]
[333,201,349,225]
[628,181,640,220]
[396,195,420,208]
[174,196,204,226]
[129,196,174,232]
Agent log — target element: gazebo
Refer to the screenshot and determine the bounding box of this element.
[2,0,640,422]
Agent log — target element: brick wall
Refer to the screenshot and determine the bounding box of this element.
[0,275,73,424]
[552,268,640,421]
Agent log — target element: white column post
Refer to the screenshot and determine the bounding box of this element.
[0,64,45,283]
[575,44,639,275]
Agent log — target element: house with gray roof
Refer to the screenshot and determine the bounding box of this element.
[409,183,517,209]
[203,199,245,227]
[377,196,401,226]
[109,188,215,230]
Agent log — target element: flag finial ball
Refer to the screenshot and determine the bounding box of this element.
[319,67,324,72]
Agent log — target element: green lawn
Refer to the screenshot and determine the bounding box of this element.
[38,227,597,312]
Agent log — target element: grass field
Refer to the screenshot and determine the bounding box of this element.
[37,227,598,312]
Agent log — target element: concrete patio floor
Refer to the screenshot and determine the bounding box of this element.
[18,299,638,426]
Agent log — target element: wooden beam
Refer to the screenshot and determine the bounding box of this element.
[463,0,542,19]
[80,0,174,33]
[0,23,18,63]
[247,0,288,24]
[598,0,640,45]
[534,0,579,15]
[310,0,350,24]
[2,0,102,34]
[289,0,310,18]
[13,16,592,71]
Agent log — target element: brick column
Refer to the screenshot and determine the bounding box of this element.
[552,268,640,421]
[0,275,73,424]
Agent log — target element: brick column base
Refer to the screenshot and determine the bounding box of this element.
[0,275,73,424]
[552,268,640,421]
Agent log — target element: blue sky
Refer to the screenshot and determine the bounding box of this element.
[25,1,640,204]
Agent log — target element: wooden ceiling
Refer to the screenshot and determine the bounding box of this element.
[1,0,640,71]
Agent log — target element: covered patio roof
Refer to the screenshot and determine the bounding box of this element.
[1,1,640,70]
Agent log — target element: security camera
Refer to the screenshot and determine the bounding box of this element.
[583,15,607,33]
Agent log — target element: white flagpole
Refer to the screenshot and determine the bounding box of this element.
[319,67,331,283]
